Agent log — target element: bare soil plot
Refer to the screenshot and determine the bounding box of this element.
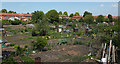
[31,45,89,62]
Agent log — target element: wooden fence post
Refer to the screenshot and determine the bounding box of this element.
[102,43,107,58]
[112,45,115,63]
[108,40,112,63]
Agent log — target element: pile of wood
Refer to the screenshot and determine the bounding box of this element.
[101,40,116,64]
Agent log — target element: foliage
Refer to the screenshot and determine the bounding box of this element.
[9,43,16,46]
[96,15,105,23]
[100,35,111,44]
[71,56,87,62]
[11,19,21,25]
[108,14,113,22]
[16,46,24,56]
[105,18,109,23]
[73,41,83,45]
[84,15,94,24]
[2,20,11,25]
[112,35,120,48]
[74,12,80,16]
[21,21,27,25]
[63,11,68,16]
[0,20,3,28]
[31,11,44,23]
[20,56,34,62]
[31,37,47,50]
[34,16,49,36]
[79,18,84,22]
[83,11,92,17]
[69,13,74,17]
[8,10,16,13]
[58,39,68,45]
[58,11,62,15]
[113,18,118,22]
[46,9,59,23]
[2,56,17,64]
[1,9,7,13]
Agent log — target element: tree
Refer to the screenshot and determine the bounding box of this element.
[16,46,24,56]
[46,9,59,23]
[79,18,84,22]
[83,11,92,17]
[31,11,44,23]
[69,13,74,17]
[63,11,68,16]
[84,15,94,24]
[35,16,49,36]
[108,14,113,22]
[8,10,16,13]
[58,11,62,15]
[105,18,109,23]
[74,12,80,16]
[32,37,47,50]
[96,15,105,23]
[27,12,29,14]
[1,9,7,13]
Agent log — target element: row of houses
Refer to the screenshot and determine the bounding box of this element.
[0,13,32,21]
[0,13,118,22]
[59,15,118,21]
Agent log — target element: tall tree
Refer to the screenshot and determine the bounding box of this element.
[1,9,7,13]
[63,11,68,16]
[58,11,62,15]
[74,12,80,16]
[46,9,59,23]
[96,15,105,23]
[31,11,44,23]
[108,14,113,22]
[83,11,92,17]
[84,15,94,24]
[35,16,49,36]
[69,13,74,17]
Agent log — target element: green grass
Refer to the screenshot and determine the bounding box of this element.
[20,56,34,62]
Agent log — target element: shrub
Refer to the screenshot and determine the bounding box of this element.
[9,43,15,46]
[58,39,68,45]
[31,37,48,50]
[73,41,83,45]
[21,21,27,25]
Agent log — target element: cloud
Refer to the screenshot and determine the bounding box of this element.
[112,3,118,8]
[100,4,104,7]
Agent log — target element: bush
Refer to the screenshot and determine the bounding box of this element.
[9,43,15,46]
[100,35,111,44]
[11,21,21,25]
[73,41,83,45]
[21,21,27,25]
[20,56,34,62]
[2,20,11,25]
[11,19,21,25]
[58,39,68,45]
[31,37,47,50]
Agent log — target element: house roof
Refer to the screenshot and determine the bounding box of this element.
[73,16,82,18]
[0,13,32,17]
[59,15,67,17]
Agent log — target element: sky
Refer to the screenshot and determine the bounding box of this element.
[1,0,119,2]
[1,2,119,16]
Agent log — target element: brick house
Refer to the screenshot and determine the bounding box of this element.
[0,13,32,21]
